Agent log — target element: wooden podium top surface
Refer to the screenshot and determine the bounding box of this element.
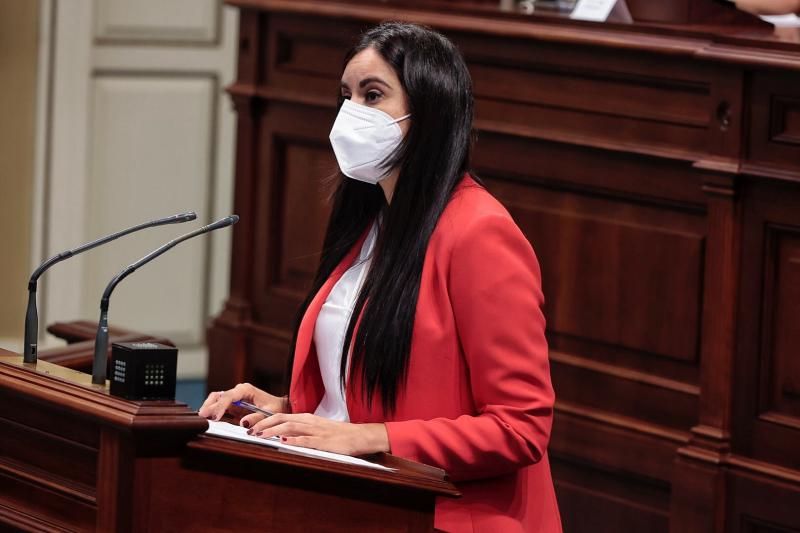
[0,348,459,498]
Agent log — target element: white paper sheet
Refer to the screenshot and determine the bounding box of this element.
[760,14,800,27]
[205,420,395,472]
[570,0,618,22]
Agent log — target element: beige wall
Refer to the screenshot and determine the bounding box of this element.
[0,1,39,338]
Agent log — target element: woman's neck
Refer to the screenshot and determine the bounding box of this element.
[378,169,399,204]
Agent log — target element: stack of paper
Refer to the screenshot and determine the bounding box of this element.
[205,420,395,472]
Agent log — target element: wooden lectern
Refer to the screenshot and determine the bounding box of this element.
[0,347,458,532]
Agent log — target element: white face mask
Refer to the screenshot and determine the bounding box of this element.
[329,99,410,184]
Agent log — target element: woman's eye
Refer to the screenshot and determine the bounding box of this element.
[365,91,382,103]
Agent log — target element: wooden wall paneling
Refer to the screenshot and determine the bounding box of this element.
[552,453,671,533]
[475,121,707,529]
[698,170,742,441]
[734,178,800,473]
[747,70,800,175]
[456,29,706,88]
[727,468,800,533]
[551,404,688,483]
[267,14,356,92]
[549,358,699,431]
[462,38,715,161]
[732,177,768,463]
[760,228,800,422]
[249,326,293,394]
[251,101,336,328]
[477,157,705,396]
[210,11,345,393]
[479,155,705,529]
[473,132,707,222]
[207,11,266,393]
[500,187,705,363]
[669,454,724,533]
[551,392,687,532]
[478,146,709,359]
[243,101,337,391]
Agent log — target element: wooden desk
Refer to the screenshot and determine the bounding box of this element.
[0,349,457,531]
[207,2,800,532]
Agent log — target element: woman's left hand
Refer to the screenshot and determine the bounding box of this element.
[247,413,390,456]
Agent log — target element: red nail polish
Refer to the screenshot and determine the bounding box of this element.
[281,437,287,442]
[242,420,250,429]
[256,431,263,437]
[247,429,253,435]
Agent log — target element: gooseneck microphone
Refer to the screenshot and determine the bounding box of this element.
[23,212,197,364]
[91,215,239,385]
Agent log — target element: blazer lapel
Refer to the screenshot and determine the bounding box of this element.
[289,229,370,413]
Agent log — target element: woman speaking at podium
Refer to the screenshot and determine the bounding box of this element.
[200,22,561,532]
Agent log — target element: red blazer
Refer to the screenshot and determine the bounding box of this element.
[289,176,561,532]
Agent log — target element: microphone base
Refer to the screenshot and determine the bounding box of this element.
[109,342,177,401]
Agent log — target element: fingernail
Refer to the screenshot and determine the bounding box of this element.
[281,437,287,442]
[242,420,250,429]
[256,431,263,437]
[247,429,253,435]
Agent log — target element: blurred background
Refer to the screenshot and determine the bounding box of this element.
[0,1,240,407]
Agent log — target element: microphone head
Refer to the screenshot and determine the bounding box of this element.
[205,215,240,231]
[173,211,197,223]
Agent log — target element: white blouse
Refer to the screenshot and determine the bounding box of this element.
[312,222,378,422]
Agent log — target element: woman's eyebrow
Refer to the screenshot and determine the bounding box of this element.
[359,76,392,89]
[340,76,392,91]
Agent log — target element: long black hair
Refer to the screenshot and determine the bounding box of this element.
[287,22,475,414]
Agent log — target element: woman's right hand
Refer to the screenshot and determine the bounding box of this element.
[198,383,287,421]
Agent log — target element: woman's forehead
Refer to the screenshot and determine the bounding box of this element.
[342,48,398,86]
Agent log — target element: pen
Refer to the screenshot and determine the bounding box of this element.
[233,400,275,417]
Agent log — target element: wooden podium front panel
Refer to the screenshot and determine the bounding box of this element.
[137,451,434,531]
[131,435,455,532]
[0,354,452,531]
[0,375,99,530]
[0,353,208,532]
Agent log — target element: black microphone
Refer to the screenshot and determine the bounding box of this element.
[91,215,239,384]
[23,212,197,364]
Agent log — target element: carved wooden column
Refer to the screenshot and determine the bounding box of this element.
[670,64,745,532]
[671,167,742,533]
